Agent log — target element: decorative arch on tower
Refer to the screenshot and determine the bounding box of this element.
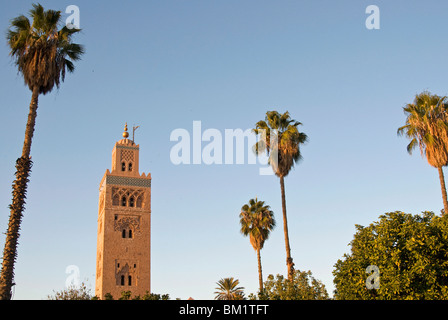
[111,187,145,208]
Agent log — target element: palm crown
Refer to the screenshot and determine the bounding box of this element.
[240,198,275,251]
[253,111,308,177]
[7,3,84,95]
[397,91,448,168]
[214,277,245,300]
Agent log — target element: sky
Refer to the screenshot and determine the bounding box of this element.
[1,0,448,300]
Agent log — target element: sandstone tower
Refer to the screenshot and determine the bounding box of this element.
[95,124,151,299]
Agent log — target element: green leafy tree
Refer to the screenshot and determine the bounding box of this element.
[141,292,170,300]
[214,277,245,300]
[333,211,448,299]
[119,291,132,300]
[249,270,328,300]
[101,291,170,300]
[104,292,114,300]
[253,111,308,281]
[47,282,93,300]
[239,198,276,293]
[0,3,84,300]
[398,92,448,214]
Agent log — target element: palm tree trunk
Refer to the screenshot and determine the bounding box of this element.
[280,175,294,281]
[437,167,448,216]
[257,248,263,293]
[0,87,38,300]
[21,87,39,158]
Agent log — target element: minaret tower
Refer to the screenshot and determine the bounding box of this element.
[95,124,151,299]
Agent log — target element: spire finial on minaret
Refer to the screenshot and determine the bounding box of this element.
[123,122,129,138]
[132,125,140,142]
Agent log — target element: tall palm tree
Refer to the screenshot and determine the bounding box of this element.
[253,111,308,281]
[398,91,448,215]
[239,198,275,293]
[214,277,245,300]
[0,3,84,300]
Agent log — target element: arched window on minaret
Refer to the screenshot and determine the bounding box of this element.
[129,196,135,207]
[121,162,126,172]
[121,196,127,206]
[128,162,133,172]
[112,194,119,206]
[136,195,143,208]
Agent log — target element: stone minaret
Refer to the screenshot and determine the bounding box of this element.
[95,124,151,299]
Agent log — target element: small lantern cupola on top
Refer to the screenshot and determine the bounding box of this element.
[110,123,142,176]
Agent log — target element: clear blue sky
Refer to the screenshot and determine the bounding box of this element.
[1,0,448,300]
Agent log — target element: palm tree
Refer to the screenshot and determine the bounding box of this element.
[253,111,308,281]
[0,3,84,300]
[214,277,245,300]
[398,91,448,215]
[239,198,275,293]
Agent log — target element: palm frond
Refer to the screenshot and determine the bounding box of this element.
[42,9,61,33]
[29,3,45,33]
[9,15,31,33]
[406,138,418,154]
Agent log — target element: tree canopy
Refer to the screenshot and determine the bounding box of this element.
[214,277,245,300]
[249,270,329,300]
[333,211,448,299]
